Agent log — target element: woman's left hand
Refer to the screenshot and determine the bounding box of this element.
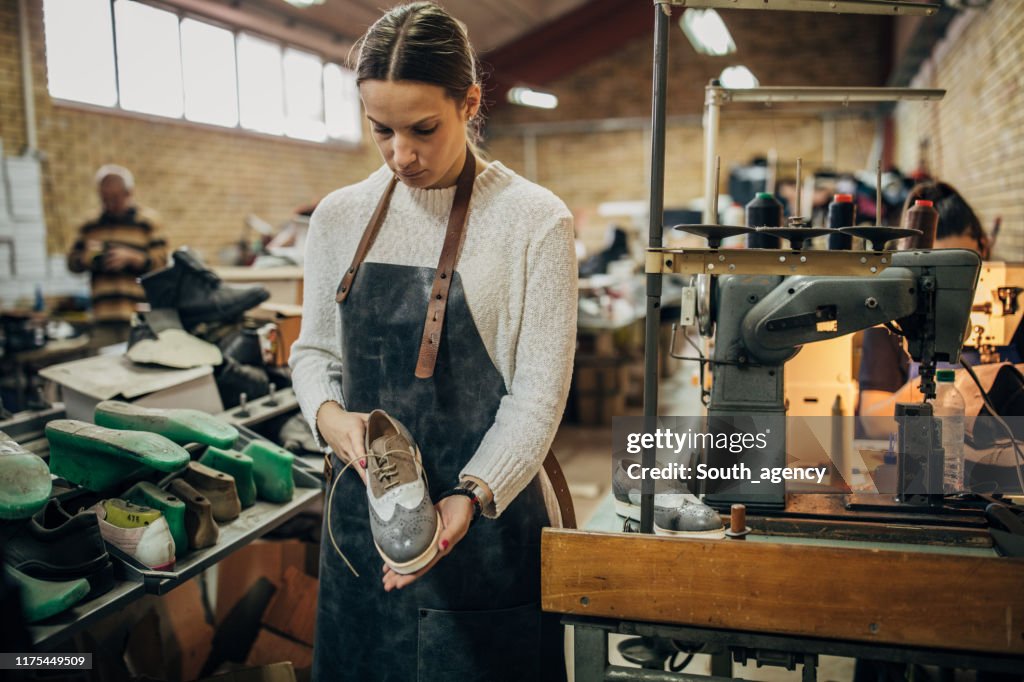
[382,495,474,591]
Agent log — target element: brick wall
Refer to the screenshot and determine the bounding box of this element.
[485,8,888,248]
[2,0,382,261]
[894,4,1024,261]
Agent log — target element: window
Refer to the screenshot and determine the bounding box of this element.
[115,0,183,118]
[43,0,117,107]
[284,48,327,142]
[237,33,285,135]
[181,19,238,127]
[324,64,362,145]
[41,0,361,145]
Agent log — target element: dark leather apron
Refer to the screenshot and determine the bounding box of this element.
[312,150,566,682]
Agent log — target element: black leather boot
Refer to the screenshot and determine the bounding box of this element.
[214,357,270,409]
[140,248,270,329]
[221,325,264,367]
[0,499,114,600]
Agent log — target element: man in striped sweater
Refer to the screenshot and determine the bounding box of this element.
[67,165,169,349]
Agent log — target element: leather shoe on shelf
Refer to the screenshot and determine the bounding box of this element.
[0,499,114,600]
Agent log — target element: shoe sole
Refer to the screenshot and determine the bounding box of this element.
[653,525,726,540]
[373,509,443,575]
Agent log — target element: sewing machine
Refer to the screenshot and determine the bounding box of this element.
[662,248,982,510]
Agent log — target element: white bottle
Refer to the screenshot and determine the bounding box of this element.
[932,369,965,494]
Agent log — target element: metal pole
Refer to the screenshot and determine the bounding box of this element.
[703,84,721,223]
[642,1,670,535]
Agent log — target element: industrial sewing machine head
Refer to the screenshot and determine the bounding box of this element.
[651,245,982,510]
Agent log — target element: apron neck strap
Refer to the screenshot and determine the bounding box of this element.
[336,145,477,380]
[415,145,477,378]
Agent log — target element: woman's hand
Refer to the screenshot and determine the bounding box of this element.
[316,402,369,484]
[381,495,474,592]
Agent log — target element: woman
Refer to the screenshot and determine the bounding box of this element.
[289,3,576,680]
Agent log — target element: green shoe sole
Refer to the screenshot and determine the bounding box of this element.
[198,447,256,508]
[94,400,238,449]
[124,481,188,558]
[241,441,294,504]
[5,564,90,623]
[0,432,53,520]
[45,420,190,492]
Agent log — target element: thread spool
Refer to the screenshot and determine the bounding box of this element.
[827,193,855,251]
[905,199,938,249]
[745,192,783,248]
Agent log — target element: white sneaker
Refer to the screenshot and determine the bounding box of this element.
[89,499,176,570]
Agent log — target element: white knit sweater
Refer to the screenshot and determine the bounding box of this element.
[289,161,577,517]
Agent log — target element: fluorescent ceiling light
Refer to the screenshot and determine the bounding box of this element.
[283,0,324,7]
[680,9,736,56]
[507,86,558,109]
[720,65,759,89]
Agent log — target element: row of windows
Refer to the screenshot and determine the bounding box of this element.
[42,0,362,144]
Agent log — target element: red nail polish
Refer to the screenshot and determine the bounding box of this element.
[440,539,449,551]
[360,458,366,468]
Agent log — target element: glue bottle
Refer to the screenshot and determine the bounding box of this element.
[933,369,965,494]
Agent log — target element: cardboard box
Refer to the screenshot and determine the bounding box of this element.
[262,566,317,647]
[245,629,313,670]
[215,541,309,624]
[39,353,223,421]
[247,303,302,367]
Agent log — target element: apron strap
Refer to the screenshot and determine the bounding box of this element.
[415,147,476,378]
[336,146,476,380]
[336,175,399,303]
[542,449,577,529]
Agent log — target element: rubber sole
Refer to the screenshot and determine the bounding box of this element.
[374,510,443,576]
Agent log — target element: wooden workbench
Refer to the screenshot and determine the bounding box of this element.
[543,495,1024,679]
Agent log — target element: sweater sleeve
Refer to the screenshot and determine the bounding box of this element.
[288,205,347,447]
[459,213,578,517]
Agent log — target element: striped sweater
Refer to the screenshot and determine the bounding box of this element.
[67,207,169,322]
